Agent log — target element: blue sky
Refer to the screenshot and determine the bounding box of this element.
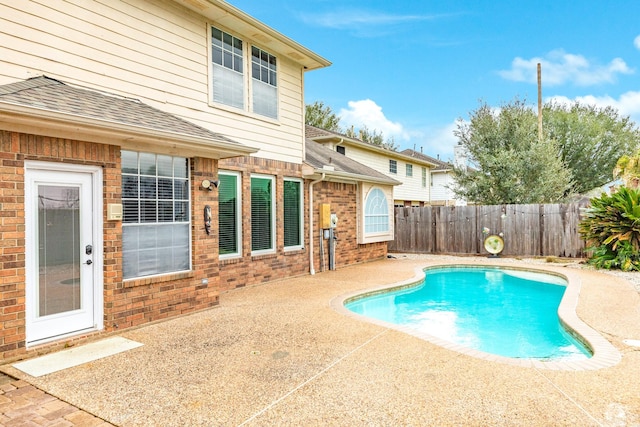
[230,0,640,161]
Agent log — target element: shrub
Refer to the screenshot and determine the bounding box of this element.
[578,186,640,271]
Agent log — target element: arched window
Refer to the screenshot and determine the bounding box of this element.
[364,188,389,234]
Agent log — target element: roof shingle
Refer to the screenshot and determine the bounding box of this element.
[0,76,240,144]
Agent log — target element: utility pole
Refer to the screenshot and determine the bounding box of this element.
[537,62,542,141]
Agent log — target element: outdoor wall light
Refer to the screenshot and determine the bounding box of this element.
[201,179,220,191]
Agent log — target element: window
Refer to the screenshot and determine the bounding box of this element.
[406,164,413,177]
[121,151,190,279]
[283,178,303,249]
[358,184,394,244]
[251,175,275,253]
[389,159,397,174]
[218,171,241,257]
[211,27,244,109]
[251,46,278,119]
[211,26,278,119]
[364,188,389,234]
[422,167,427,187]
[336,146,346,155]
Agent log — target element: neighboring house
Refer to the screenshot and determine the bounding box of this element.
[306,125,437,207]
[304,140,400,271]
[0,0,397,360]
[401,148,466,206]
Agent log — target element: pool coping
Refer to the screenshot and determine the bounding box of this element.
[330,263,621,371]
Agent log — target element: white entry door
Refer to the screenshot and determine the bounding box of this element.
[25,163,103,345]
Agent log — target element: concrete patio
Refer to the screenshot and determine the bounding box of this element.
[2,255,640,426]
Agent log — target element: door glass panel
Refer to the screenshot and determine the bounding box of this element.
[38,185,81,317]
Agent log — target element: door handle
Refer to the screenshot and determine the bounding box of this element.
[85,259,93,265]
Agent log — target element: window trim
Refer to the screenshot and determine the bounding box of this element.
[422,167,427,188]
[357,183,394,244]
[208,24,280,121]
[218,170,242,260]
[250,174,276,255]
[406,164,413,177]
[389,159,397,174]
[250,45,279,119]
[121,151,192,280]
[283,177,304,251]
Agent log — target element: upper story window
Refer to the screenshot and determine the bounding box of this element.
[422,167,427,187]
[251,46,278,119]
[389,159,397,174]
[211,27,244,109]
[336,146,346,155]
[406,164,413,177]
[211,26,278,119]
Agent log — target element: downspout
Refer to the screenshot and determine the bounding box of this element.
[308,173,326,275]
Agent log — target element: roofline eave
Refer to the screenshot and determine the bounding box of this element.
[309,135,439,168]
[303,165,401,186]
[0,102,258,159]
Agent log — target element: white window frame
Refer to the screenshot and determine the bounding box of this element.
[208,25,279,120]
[218,170,242,259]
[283,177,304,251]
[250,174,276,255]
[121,151,191,280]
[357,183,394,244]
[422,167,427,188]
[406,164,413,177]
[389,159,397,174]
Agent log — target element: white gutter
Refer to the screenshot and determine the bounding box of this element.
[308,173,325,275]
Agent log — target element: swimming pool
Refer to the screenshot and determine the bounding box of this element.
[345,266,592,361]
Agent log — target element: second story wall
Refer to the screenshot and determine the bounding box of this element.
[340,145,430,203]
[0,0,310,163]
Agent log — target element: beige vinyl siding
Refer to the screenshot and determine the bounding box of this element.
[341,145,430,203]
[431,172,463,205]
[0,0,305,163]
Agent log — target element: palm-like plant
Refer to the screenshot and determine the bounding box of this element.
[579,186,640,271]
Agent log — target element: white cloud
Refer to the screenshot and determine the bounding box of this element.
[338,99,409,141]
[418,122,459,162]
[499,49,633,86]
[299,10,441,30]
[635,35,640,50]
[547,91,640,124]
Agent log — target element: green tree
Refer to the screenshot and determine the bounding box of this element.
[579,186,640,271]
[305,101,341,132]
[614,151,640,189]
[344,125,398,151]
[452,99,573,204]
[544,102,640,194]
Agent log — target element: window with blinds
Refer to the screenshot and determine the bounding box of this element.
[218,171,241,257]
[283,179,302,249]
[211,27,244,109]
[251,175,275,253]
[121,150,190,279]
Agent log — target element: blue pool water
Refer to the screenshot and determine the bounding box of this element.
[345,267,591,360]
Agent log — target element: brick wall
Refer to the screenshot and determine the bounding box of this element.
[0,131,223,361]
[0,132,388,361]
[216,158,387,290]
[312,181,387,273]
[217,156,309,291]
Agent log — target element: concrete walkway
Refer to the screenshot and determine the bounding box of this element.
[2,255,640,426]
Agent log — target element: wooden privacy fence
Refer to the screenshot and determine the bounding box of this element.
[389,202,589,258]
